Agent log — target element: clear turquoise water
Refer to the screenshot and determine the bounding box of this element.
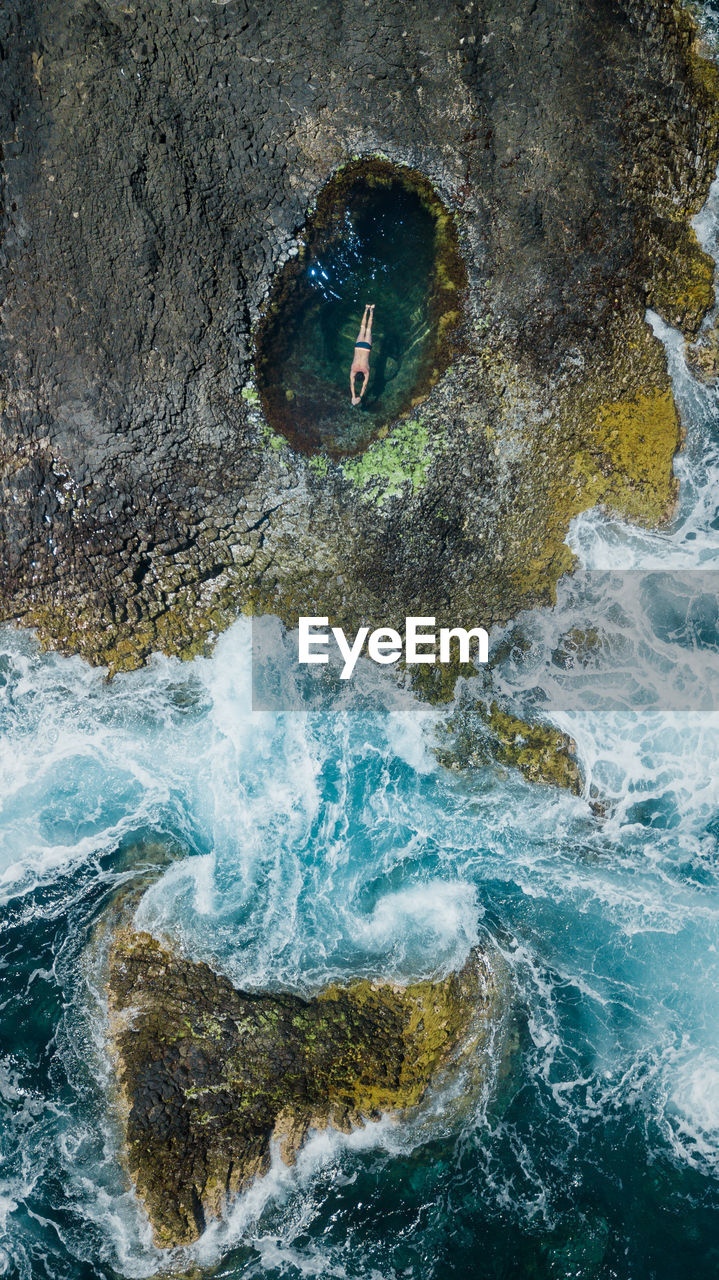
[5,44,719,1280]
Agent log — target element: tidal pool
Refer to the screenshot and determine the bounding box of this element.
[255,160,466,456]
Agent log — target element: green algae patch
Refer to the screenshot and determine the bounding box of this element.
[108,927,501,1248]
[341,417,434,502]
[438,699,583,795]
[306,454,330,477]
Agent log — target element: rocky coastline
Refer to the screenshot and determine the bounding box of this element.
[4,0,719,1252]
[1,0,718,673]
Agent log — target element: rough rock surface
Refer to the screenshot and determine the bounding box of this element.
[1,0,719,671]
[438,697,583,794]
[107,927,500,1247]
[687,317,719,382]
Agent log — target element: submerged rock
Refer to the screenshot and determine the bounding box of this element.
[107,928,502,1248]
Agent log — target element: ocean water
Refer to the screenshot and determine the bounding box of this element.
[5,54,719,1280]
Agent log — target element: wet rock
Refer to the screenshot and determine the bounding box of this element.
[686,322,719,384]
[551,627,604,670]
[107,927,503,1247]
[438,698,583,795]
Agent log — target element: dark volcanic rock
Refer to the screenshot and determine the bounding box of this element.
[107,927,502,1247]
[1,0,718,669]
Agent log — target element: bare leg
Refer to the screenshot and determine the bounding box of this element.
[365,305,375,344]
[357,305,370,343]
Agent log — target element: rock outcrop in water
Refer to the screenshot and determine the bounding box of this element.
[438,699,583,795]
[687,318,719,383]
[1,0,719,671]
[107,927,501,1247]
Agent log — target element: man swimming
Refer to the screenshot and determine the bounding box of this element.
[350,304,374,406]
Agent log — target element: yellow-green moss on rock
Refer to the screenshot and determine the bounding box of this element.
[23,579,243,676]
[483,703,583,793]
[592,386,680,525]
[108,927,502,1248]
[645,223,715,339]
[438,700,583,795]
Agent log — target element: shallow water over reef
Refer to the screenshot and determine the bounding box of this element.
[255,160,465,456]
